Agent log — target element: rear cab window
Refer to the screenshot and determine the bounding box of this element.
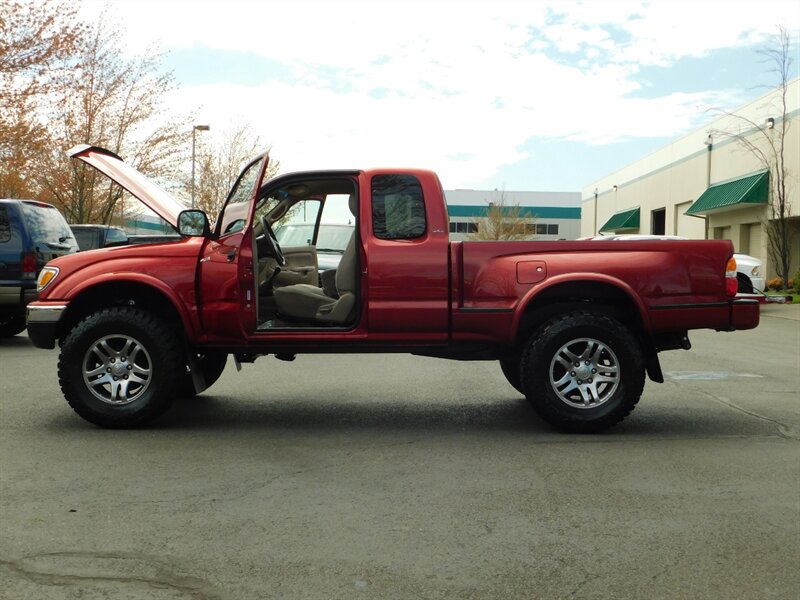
[371,174,426,240]
[72,228,99,251]
[106,227,129,245]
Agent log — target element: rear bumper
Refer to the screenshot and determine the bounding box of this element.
[26,303,68,349]
[729,298,760,331]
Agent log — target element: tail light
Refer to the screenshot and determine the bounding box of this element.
[22,252,37,280]
[725,257,738,297]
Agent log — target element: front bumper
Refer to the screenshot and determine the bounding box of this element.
[26,303,68,349]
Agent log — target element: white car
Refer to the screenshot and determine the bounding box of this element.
[587,235,764,293]
[731,252,764,293]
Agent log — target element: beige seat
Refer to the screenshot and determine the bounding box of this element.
[273,195,357,324]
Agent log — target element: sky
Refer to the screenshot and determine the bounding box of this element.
[77,0,800,193]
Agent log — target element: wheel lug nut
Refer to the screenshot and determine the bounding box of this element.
[113,376,118,381]
[592,369,597,374]
[588,378,593,383]
[124,375,128,380]
[577,379,583,384]
[106,368,111,373]
[574,362,579,367]
[585,361,590,365]
[110,358,115,363]
[127,365,132,370]
[121,357,126,362]
[570,371,576,377]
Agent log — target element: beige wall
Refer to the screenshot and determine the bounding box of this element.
[582,78,800,280]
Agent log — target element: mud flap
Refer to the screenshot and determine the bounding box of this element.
[646,354,664,383]
[186,352,208,393]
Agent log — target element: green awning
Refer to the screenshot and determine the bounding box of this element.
[599,207,640,233]
[686,170,769,216]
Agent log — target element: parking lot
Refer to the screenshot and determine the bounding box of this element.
[1,305,798,599]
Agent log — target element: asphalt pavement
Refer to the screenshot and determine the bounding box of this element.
[1,305,798,599]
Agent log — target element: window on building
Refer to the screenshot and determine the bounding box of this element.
[533,223,559,235]
[651,208,666,235]
[372,174,426,240]
[449,221,477,233]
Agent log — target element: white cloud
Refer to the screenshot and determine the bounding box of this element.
[74,0,800,187]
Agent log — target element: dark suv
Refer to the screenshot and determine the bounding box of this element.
[0,199,78,337]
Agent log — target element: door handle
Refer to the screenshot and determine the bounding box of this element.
[226,248,237,262]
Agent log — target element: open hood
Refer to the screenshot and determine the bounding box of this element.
[68,145,186,229]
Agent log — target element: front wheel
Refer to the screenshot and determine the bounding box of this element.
[521,311,645,433]
[58,307,183,428]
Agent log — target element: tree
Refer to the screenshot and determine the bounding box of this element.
[192,123,281,222]
[39,13,191,225]
[711,26,794,288]
[468,190,534,241]
[0,0,84,199]
[0,99,50,198]
[0,0,84,113]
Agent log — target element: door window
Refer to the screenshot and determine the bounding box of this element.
[217,156,265,236]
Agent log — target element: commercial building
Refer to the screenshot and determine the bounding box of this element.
[582,78,800,280]
[445,189,582,241]
[122,190,585,242]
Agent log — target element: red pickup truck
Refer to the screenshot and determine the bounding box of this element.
[26,146,759,432]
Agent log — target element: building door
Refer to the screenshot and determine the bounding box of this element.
[651,208,666,235]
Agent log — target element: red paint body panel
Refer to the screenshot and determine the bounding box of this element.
[39,238,204,337]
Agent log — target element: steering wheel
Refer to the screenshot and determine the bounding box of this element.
[259,215,286,266]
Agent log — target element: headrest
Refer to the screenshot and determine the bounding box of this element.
[348,193,357,217]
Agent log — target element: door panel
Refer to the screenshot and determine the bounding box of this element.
[198,231,255,341]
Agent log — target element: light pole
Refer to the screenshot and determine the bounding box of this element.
[191,124,210,209]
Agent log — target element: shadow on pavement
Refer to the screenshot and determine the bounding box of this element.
[0,334,32,347]
[125,392,783,439]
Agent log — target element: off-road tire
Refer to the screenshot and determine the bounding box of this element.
[499,354,524,395]
[521,311,645,433]
[58,307,183,428]
[178,351,228,397]
[0,314,26,338]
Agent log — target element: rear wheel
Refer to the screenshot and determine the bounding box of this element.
[521,311,645,433]
[0,314,25,338]
[58,307,182,428]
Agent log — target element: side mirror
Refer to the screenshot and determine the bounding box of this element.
[178,210,210,237]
